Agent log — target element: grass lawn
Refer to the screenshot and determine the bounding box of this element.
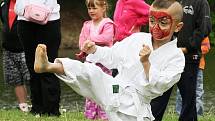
[0,109,215,121]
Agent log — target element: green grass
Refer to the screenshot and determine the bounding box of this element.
[0,109,101,121]
[0,108,215,121]
[163,105,215,121]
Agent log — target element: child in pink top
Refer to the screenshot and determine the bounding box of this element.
[76,0,114,120]
[113,0,150,43]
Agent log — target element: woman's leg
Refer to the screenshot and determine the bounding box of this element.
[37,20,61,116]
[17,21,43,114]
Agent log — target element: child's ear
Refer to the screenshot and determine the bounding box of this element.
[174,22,183,33]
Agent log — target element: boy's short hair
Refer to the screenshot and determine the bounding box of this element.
[152,0,176,9]
[151,0,183,22]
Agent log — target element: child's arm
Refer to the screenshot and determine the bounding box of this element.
[79,25,87,49]
[136,50,185,98]
[90,22,114,46]
[139,45,151,80]
[83,37,129,69]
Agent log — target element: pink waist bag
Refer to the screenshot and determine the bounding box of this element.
[24,4,51,25]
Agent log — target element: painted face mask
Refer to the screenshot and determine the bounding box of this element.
[149,11,173,40]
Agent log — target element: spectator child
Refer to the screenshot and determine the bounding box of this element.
[76,0,115,120]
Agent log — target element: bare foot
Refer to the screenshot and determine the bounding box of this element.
[34,44,49,73]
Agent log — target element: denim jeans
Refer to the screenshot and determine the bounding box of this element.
[176,69,204,115]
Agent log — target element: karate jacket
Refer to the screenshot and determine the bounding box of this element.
[55,32,185,121]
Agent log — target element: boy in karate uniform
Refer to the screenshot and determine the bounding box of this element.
[34,0,185,120]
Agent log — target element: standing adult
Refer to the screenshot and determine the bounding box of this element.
[0,0,30,112]
[150,0,212,121]
[14,0,61,116]
[175,37,211,116]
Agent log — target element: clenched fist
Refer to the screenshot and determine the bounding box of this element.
[139,44,151,63]
[82,40,97,54]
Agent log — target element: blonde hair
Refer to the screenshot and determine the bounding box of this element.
[85,0,108,17]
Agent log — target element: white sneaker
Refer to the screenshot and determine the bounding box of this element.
[19,103,29,112]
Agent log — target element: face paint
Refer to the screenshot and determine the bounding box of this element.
[149,11,173,40]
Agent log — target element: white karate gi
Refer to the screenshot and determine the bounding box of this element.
[55,32,185,121]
